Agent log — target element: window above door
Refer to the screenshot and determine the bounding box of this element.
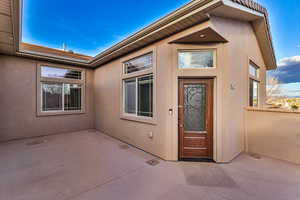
[178,50,216,69]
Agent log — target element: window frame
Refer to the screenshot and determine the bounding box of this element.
[40,66,83,80]
[37,63,86,116]
[120,49,157,125]
[123,52,153,75]
[248,61,260,107]
[249,61,260,79]
[177,49,217,69]
[123,74,153,117]
[249,79,259,107]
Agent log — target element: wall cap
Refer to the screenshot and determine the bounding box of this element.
[246,107,300,114]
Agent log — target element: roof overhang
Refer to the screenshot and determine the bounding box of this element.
[0,0,20,54]
[169,27,228,44]
[209,0,277,69]
[15,50,91,67]
[89,0,220,67]
[1,0,277,70]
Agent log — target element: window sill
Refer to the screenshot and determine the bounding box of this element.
[37,110,85,117]
[249,75,260,82]
[178,67,216,70]
[120,114,157,125]
[122,68,153,80]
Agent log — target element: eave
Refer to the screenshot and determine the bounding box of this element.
[1,0,277,70]
[89,0,222,67]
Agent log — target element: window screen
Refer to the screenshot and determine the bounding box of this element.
[123,75,153,117]
[41,83,82,112]
[124,79,137,114]
[64,84,82,111]
[138,76,153,117]
[249,79,259,107]
[42,83,63,111]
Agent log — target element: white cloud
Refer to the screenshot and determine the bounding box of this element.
[278,82,300,97]
[278,56,300,67]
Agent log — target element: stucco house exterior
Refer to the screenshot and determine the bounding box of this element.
[0,0,277,162]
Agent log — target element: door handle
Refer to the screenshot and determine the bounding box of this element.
[179,124,184,128]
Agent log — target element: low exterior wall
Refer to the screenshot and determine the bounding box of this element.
[246,108,300,164]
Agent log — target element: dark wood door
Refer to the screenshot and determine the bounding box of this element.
[178,78,213,160]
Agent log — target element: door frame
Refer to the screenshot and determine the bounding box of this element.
[178,78,214,161]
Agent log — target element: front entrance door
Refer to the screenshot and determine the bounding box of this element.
[178,78,213,160]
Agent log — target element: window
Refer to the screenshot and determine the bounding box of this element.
[249,61,260,107]
[249,62,259,78]
[122,51,155,120]
[138,76,153,117]
[38,65,85,115]
[123,75,153,117]
[42,83,63,111]
[64,84,82,111]
[41,83,82,112]
[249,79,259,107]
[178,50,215,69]
[41,66,82,80]
[124,79,136,114]
[124,53,153,74]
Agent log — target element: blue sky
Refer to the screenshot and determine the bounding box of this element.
[257,0,300,59]
[22,0,300,96]
[256,0,300,97]
[22,0,190,56]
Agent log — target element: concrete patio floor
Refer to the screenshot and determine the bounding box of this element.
[1,130,300,200]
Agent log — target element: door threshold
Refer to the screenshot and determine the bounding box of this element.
[179,158,215,162]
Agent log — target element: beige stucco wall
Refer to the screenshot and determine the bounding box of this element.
[210,16,267,161]
[246,109,300,165]
[94,44,170,159]
[0,16,268,162]
[0,55,95,141]
[94,17,267,162]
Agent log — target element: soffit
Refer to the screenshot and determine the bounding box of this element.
[1,0,276,70]
[169,27,228,44]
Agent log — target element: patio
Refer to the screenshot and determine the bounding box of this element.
[0,130,300,200]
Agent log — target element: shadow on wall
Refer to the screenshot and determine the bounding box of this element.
[246,108,300,165]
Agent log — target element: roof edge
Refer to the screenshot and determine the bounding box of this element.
[10,0,276,69]
[16,50,91,67]
[89,0,276,69]
[229,0,277,69]
[89,0,220,65]
[20,42,92,61]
